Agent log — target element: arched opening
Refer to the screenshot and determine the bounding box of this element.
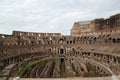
[93,37,96,44]
[67,41,69,44]
[60,58,64,62]
[108,38,112,43]
[117,57,120,63]
[31,41,34,45]
[48,49,51,54]
[72,48,75,56]
[73,41,75,44]
[113,38,116,43]
[59,39,63,41]
[94,37,96,41]
[113,57,117,63]
[39,40,41,45]
[70,41,72,44]
[117,38,120,43]
[60,49,64,54]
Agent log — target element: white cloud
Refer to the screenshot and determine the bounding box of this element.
[0,28,4,33]
[0,0,120,35]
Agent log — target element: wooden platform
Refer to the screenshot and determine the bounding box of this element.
[10,77,115,80]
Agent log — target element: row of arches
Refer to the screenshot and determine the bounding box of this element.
[0,52,48,72]
[70,51,120,74]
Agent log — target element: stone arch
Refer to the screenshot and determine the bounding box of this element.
[112,38,116,43]
[117,38,120,43]
[72,48,75,56]
[66,41,69,44]
[70,41,72,44]
[113,56,117,63]
[108,37,112,43]
[48,49,51,54]
[60,48,64,54]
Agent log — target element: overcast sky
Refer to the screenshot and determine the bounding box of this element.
[0,0,120,35]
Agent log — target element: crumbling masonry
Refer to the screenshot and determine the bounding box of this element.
[0,13,120,79]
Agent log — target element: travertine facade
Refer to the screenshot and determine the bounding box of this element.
[0,14,120,80]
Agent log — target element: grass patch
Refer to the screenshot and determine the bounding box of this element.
[17,55,59,77]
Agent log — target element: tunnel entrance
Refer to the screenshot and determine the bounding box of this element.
[60,58,64,63]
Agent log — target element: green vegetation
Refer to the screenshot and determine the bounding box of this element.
[17,55,59,77]
[60,62,66,77]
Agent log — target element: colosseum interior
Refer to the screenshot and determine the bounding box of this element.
[0,14,120,80]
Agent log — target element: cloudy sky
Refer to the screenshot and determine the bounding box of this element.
[0,0,120,35]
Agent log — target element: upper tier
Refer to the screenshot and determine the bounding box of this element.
[71,13,120,36]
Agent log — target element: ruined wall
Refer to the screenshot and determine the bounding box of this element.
[71,13,120,36]
[0,13,120,78]
[71,20,96,36]
[12,31,61,37]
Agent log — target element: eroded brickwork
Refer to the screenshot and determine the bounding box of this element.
[0,14,120,79]
[71,13,120,36]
